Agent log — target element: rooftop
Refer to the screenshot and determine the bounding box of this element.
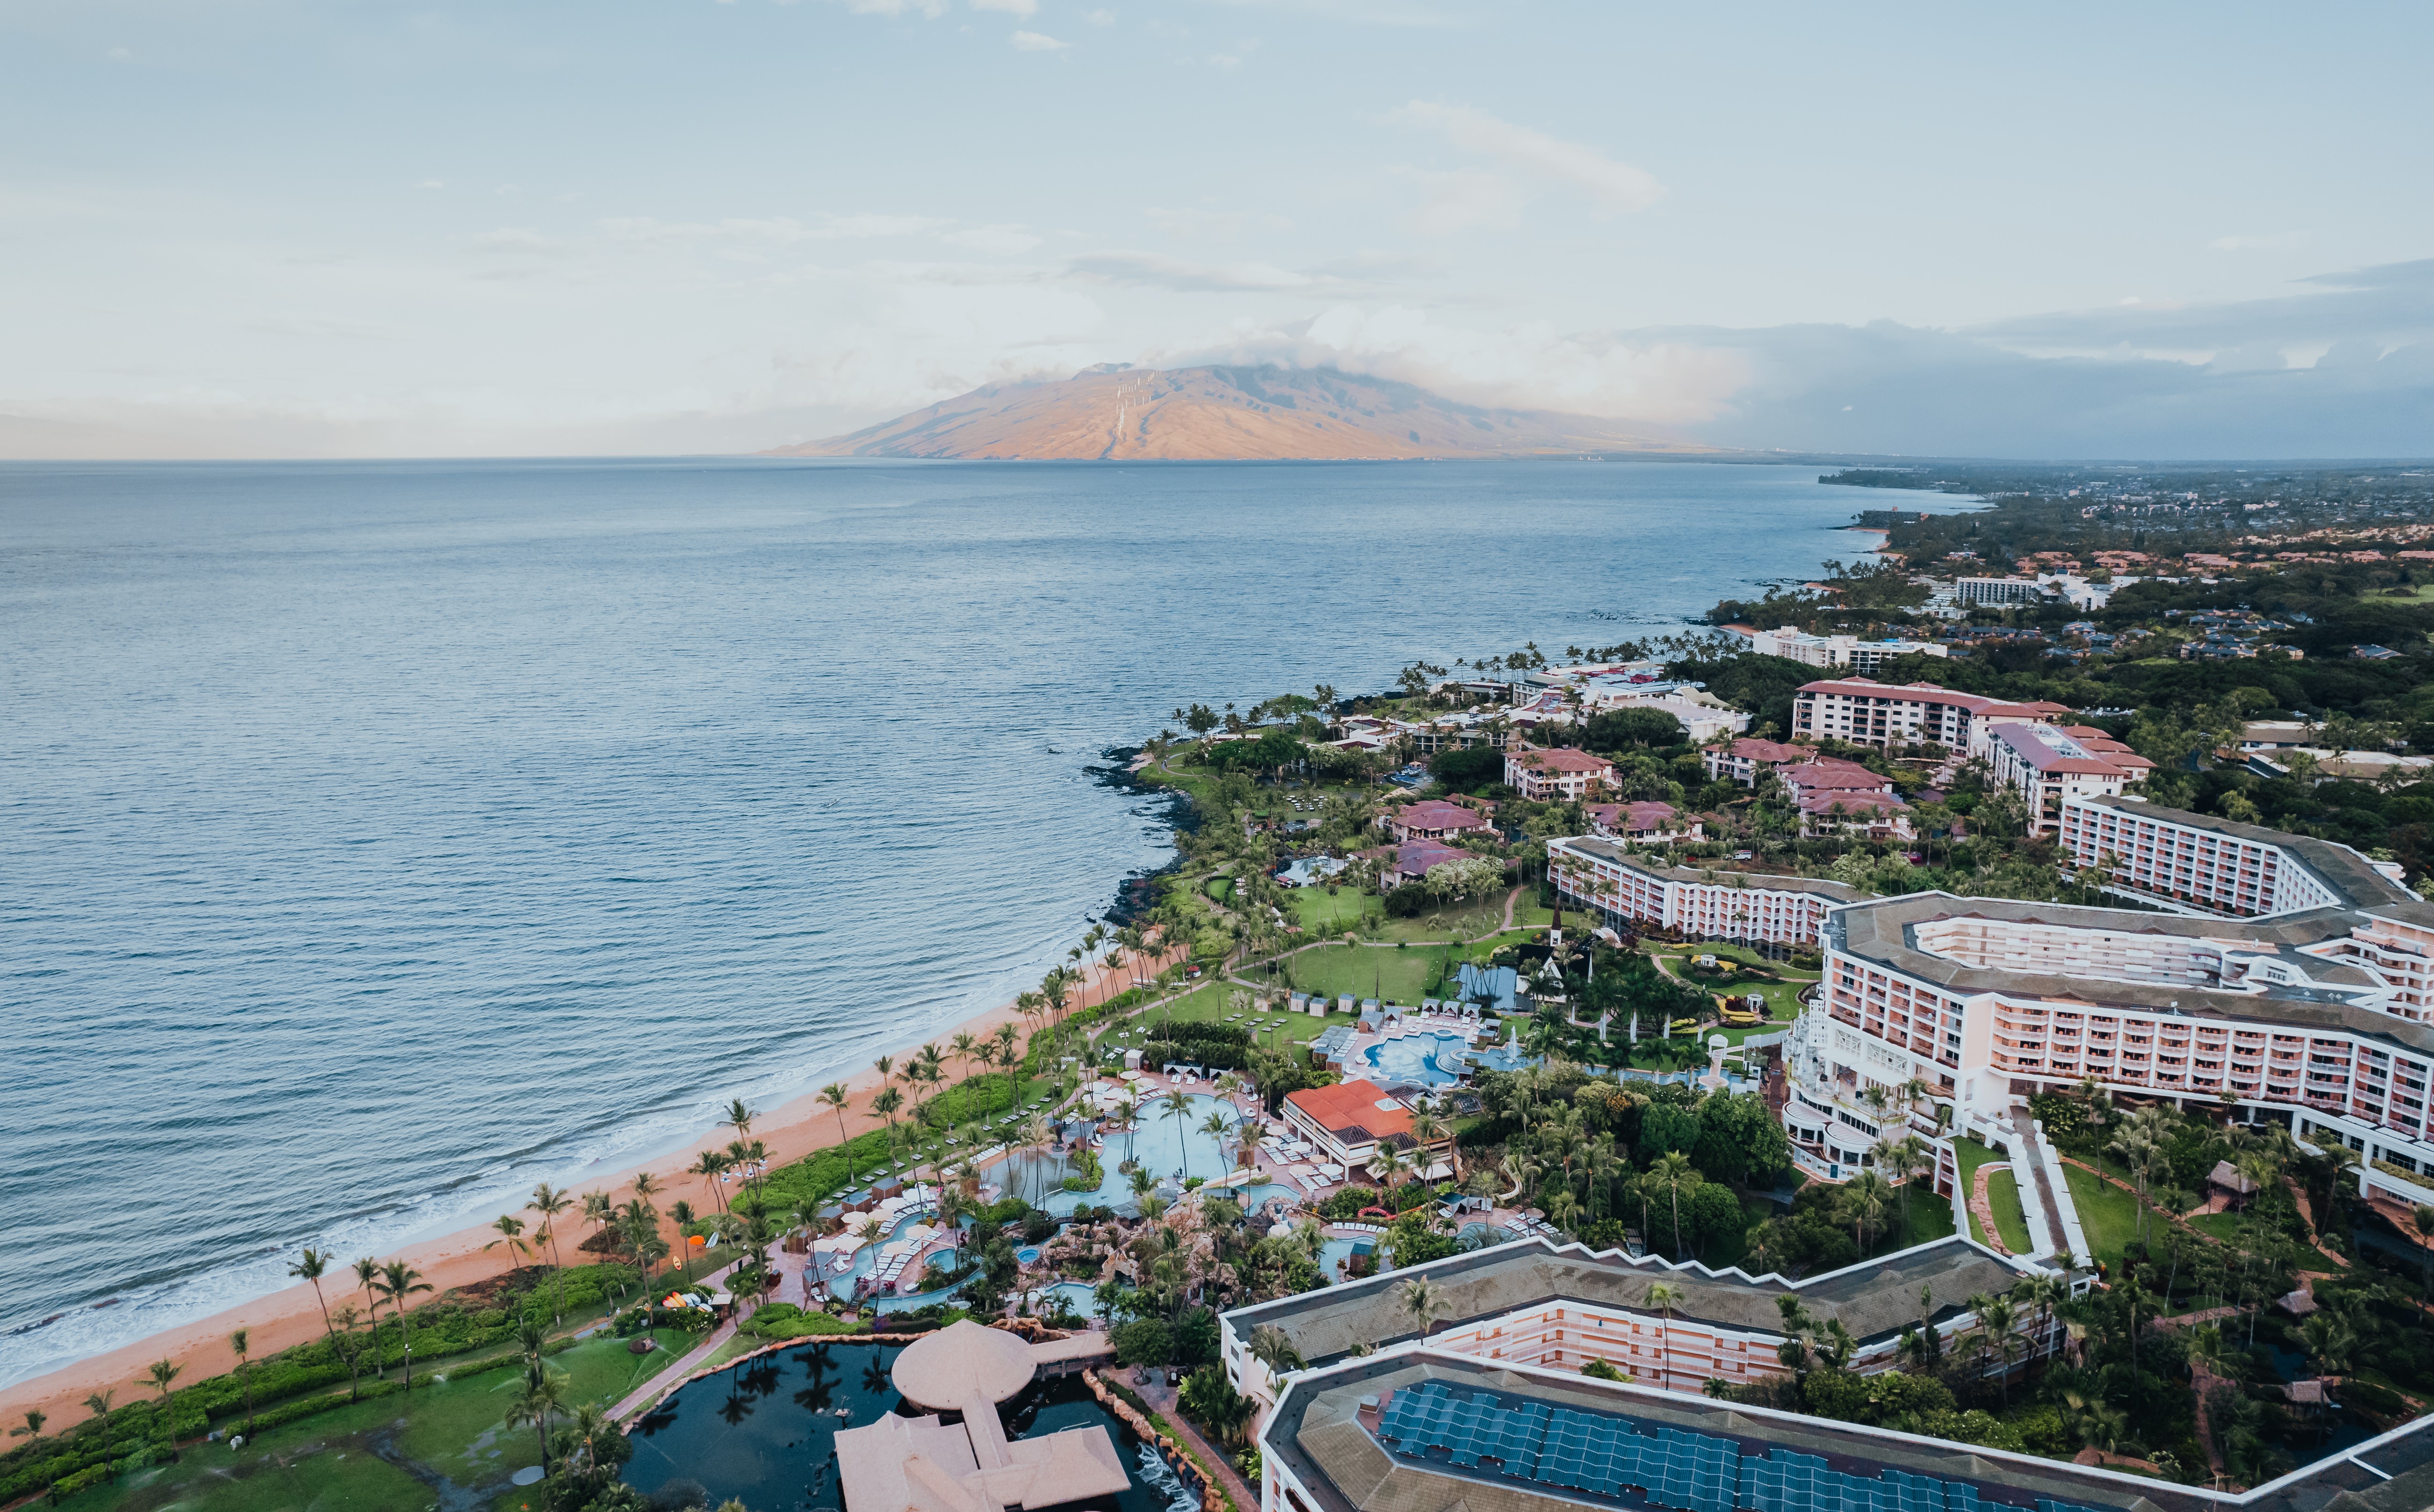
[1396,799,1494,829]
[1264,1351,2434,1512]
[1511,745,1616,773]
[1554,835,1863,901]
[1285,1077,1419,1146]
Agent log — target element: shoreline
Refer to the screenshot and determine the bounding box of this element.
[0,938,1179,1431]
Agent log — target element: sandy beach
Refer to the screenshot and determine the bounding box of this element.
[0,938,1183,1432]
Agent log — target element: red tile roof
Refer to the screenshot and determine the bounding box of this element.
[1392,799,1492,831]
[1509,745,1613,773]
[1284,1078,1418,1146]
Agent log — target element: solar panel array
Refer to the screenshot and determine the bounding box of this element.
[1374,1383,2114,1512]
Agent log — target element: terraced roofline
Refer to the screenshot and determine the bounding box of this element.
[1221,1234,2041,1364]
[1825,891,2434,1057]
[2071,794,2425,920]
[1552,836,1864,901]
[1262,1349,2434,1512]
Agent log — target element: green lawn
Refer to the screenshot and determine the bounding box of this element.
[1951,1137,2017,1250]
[60,1330,694,1512]
[2186,1211,2244,1243]
[1889,1179,1959,1250]
[1276,943,1456,1004]
[1204,876,1235,903]
[2063,1162,2148,1275]
[1285,884,1379,934]
[1984,1170,2034,1254]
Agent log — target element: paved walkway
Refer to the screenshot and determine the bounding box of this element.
[1969,1163,2015,1256]
[607,1247,766,1423]
[1139,1376,1256,1512]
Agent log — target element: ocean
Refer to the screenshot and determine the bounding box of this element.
[0,457,1933,1388]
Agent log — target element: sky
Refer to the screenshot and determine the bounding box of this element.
[3,0,2432,460]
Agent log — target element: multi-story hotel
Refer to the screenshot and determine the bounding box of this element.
[1790,677,2067,750]
[2058,793,2402,919]
[1970,722,2150,834]
[1744,627,1949,670]
[1815,798,2434,1214]
[1223,1235,2045,1420]
[1548,836,1859,947]
[1504,744,1615,801]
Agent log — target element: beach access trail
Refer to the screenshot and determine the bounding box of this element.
[0,938,1179,1432]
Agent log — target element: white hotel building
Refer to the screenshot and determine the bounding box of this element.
[1790,676,2067,749]
[1811,796,2434,1213]
[1548,835,1859,947]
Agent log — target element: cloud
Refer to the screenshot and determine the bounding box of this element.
[1143,206,1294,239]
[1387,101,1663,214]
[1967,256,2434,362]
[1399,167,1521,235]
[1068,250,1318,291]
[941,224,1045,254]
[1010,29,1068,49]
[970,0,1037,15]
[597,213,953,247]
[1085,7,1116,21]
[828,0,947,15]
[1155,305,1743,425]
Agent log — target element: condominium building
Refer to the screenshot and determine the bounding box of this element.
[2056,794,2389,918]
[1504,744,1614,801]
[1743,627,1950,670]
[1548,835,1858,946]
[1700,736,1808,786]
[1789,678,2067,750]
[1971,722,2150,834]
[1381,799,1494,843]
[1815,810,2434,1216]
[1953,575,2047,606]
[1223,1234,2044,1420]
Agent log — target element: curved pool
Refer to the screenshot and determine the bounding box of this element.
[1362,1031,1472,1088]
[996,1092,1244,1216]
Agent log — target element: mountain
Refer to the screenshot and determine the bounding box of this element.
[766,364,1703,461]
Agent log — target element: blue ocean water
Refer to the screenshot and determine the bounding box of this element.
[0,457,1922,1388]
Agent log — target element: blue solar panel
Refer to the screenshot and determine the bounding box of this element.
[1373,1383,2096,1512]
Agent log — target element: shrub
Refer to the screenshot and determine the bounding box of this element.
[1112,1318,1174,1366]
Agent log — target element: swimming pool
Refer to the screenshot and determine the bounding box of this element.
[1362,1031,1472,1089]
[996,1092,1244,1215]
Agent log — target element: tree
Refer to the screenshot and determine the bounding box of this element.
[144,1359,181,1404]
[1838,1170,1892,1252]
[352,1256,388,1378]
[6,1411,43,1446]
[1366,1141,1409,1192]
[81,1390,115,1424]
[1399,1276,1451,1339]
[289,1247,362,1400]
[1162,1089,1196,1182]
[378,1261,435,1394]
[230,1328,257,1435]
[508,1359,570,1482]
[1645,1281,1685,1388]
[485,1214,532,1278]
[872,1086,905,1173]
[528,1183,575,1323]
[1248,1325,1305,1378]
[1649,1151,1701,1258]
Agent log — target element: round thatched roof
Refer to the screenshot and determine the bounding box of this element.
[889,1318,1036,1409]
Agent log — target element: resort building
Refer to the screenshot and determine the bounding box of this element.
[1813,812,2434,1217]
[1953,575,2048,607]
[2057,793,2406,918]
[1586,800,1701,844]
[1383,799,1495,842]
[1223,1234,2050,1421]
[1700,737,1809,786]
[1368,839,1473,889]
[1251,1340,2418,1512]
[1793,787,1913,841]
[1790,678,2068,750]
[1548,836,1859,947]
[1969,722,2151,834]
[1742,627,1949,670]
[1504,744,1614,801]
[1280,1078,1452,1176]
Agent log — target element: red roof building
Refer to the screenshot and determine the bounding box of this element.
[1791,677,2069,750]
[1503,744,1614,801]
[1383,799,1494,842]
[1280,1078,1448,1170]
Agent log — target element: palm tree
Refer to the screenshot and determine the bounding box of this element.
[144,1359,181,1404]
[528,1178,574,1324]
[1200,1110,1238,1173]
[378,1261,434,1394]
[1248,1324,1305,1380]
[872,1087,906,1174]
[1649,1151,1699,1258]
[507,1359,569,1482]
[1399,1276,1451,1339]
[1162,1089,1195,1182]
[1115,1096,1141,1165]
[1367,1141,1409,1193]
[353,1256,388,1378]
[81,1390,115,1424]
[1645,1280,1686,1388]
[288,1248,361,1399]
[230,1329,257,1435]
[7,1411,44,1445]
[1839,1170,1893,1253]
[1973,1293,2022,1407]
[485,1214,531,1278]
